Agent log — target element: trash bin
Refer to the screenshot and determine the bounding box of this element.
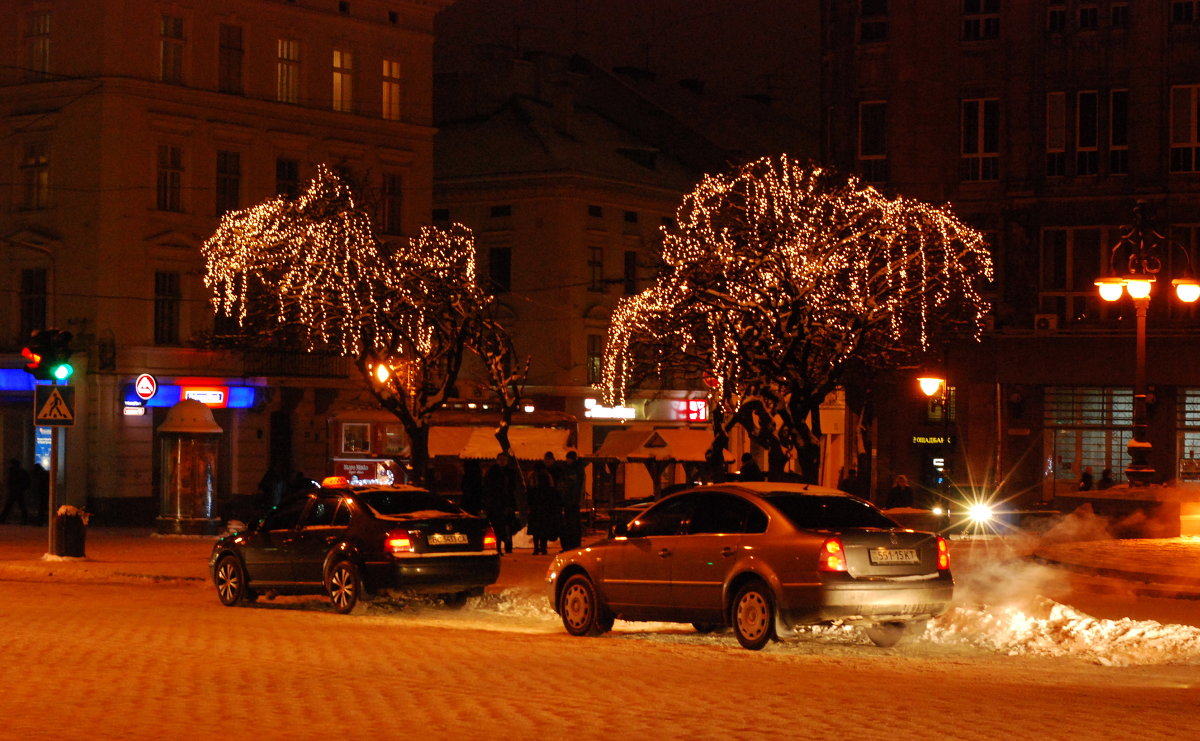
[54,506,88,558]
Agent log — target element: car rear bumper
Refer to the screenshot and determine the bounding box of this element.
[363,553,501,594]
[781,571,954,625]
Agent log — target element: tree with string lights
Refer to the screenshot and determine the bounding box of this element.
[602,155,993,481]
[202,164,525,485]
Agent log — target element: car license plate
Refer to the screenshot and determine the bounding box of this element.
[428,532,468,546]
[868,547,919,565]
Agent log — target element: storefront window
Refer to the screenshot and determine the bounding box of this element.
[1177,389,1200,485]
[342,423,370,453]
[382,423,410,456]
[1043,386,1132,497]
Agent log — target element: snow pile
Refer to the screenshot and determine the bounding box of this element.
[927,597,1200,666]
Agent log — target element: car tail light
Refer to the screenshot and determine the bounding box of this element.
[386,529,416,555]
[818,537,848,572]
[936,536,950,571]
[482,525,497,551]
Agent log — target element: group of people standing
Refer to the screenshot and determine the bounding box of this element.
[3,458,49,526]
[462,450,586,556]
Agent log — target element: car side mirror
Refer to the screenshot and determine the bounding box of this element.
[611,520,629,538]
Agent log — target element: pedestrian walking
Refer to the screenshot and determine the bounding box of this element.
[2,458,31,525]
[460,459,484,515]
[31,463,49,525]
[738,453,764,482]
[884,474,915,508]
[527,456,562,555]
[558,450,586,551]
[482,452,518,554]
[256,464,287,515]
[1098,468,1115,490]
[1078,466,1094,491]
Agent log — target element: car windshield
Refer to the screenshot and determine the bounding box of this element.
[357,489,461,517]
[764,492,897,531]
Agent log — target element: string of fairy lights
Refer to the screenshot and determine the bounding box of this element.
[601,155,994,425]
[202,165,497,410]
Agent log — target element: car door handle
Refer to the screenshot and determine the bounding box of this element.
[721,547,736,558]
[658,548,671,558]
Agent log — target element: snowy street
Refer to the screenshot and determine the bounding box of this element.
[1,533,1198,740]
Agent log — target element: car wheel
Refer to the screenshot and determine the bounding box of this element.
[328,560,361,614]
[441,587,483,609]
[692,622,724,634]
[214,554,248,607]
[864,620,910,648]
[559,573,612,637]
[732,581,776,650]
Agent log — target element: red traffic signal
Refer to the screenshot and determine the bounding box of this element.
[21,329,74,381]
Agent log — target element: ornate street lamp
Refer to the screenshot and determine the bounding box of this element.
[1094,202,1200,486]
[917,357,951,525]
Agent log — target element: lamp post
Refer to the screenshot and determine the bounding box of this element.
[1094,202,1200,487]
[917,359,950,526]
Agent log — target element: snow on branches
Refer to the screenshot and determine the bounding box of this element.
[602,156,992,450]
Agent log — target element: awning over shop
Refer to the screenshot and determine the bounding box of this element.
[594,427,728,462]
[431,426,572,461]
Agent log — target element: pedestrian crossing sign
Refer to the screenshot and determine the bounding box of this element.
[34,384,75,427]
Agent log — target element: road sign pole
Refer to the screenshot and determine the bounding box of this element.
[47,427,59,556]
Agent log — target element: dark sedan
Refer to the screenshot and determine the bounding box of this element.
[210,477,500,613]
[547,482,953,649]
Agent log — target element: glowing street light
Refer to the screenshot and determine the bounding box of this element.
[1094,202,1200,486]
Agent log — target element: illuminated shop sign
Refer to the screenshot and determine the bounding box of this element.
[122,381,259,409]
[583,398,638,420]
[912,435,955,445]
[672,399,708,422]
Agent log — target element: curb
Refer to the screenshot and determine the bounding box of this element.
[1030,554,1200,600]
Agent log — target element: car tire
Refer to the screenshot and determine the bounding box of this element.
[328,560,361,615]
[864,620,910,648]
[441,587,483,609]
[214,554,248,607]
[731,581,776,650]
[559,573,612,637]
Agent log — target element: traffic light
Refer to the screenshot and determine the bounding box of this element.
[21,329,74,382]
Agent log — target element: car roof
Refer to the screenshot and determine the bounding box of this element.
[320,483,431,495]
[712,482,851,498]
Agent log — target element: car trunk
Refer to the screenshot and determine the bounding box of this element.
[838,529,942,578]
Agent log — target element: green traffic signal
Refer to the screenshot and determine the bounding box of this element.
[52,362,73,381]
[21,329,74,382]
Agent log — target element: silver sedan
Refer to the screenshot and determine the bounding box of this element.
[546,482,953,650]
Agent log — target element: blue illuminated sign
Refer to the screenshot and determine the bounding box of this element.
[122,382,260,409]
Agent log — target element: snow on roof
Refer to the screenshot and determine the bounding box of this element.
[594,427,728,462]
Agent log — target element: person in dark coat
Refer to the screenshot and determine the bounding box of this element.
[738,453,764,482]
[884,475,915,508]
[1078,466,1094,491]
[2,458,31,525]
[557,450,586,551]
[527,456,562,555]
[460,459,484,515]
[31,463,49,525]
[256,465,287,516]
[482,453,517,554]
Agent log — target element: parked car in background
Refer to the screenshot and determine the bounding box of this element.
[547,482,953,650]
[211,478,500,613]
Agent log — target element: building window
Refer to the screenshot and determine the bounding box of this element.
[1044,386,1132,497]
[1046,92,1066,177]
[587,334,603,386]
[218,24,243,95]
[1110,90,1129,174]
[1172,1,1198,24]
[160,15,184,85]
[20,143,49,210]
[276,157,300,197]
[277,39,300,104]
[156,145,183,212]
[25,11,50,79]
[1047,2,1066,34]
[488,247,511,294]
[588,245,605,292]
[216,150,240,215]
[962,0,1000,41]
[858,101,888,182]
[1076,91,1099,176]
[1111,3,1129,28]
[1078,4,1098,30]
[341,423,370,454]
[588,204,603,218]
[925,386,957,423]
[859,0,888,43]
[961,98,999,181]
[382,58,402,121]
[490,204,512,218]
[623,210,638,223]
[338,1,351,14]
[154,271,181,345]
[332,49,353,113]
[1170,85,1200,173]
[623,250,638,295]
[19,268,47,339]
[381,173,403,235]
[432,208,450,222]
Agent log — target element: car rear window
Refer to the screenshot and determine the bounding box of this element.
[764,492,897,531]
[357,489,460,517]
